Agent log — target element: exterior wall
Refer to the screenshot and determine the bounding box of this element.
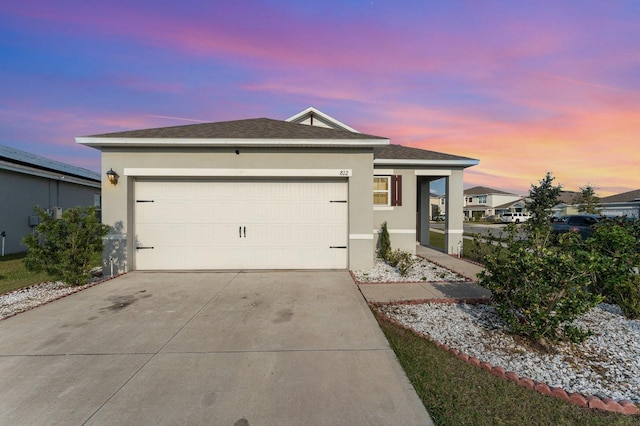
[601,203,640,218]
[0,169,100,254]
[373,169,417,255]
[488,194,520,208]
[445,170,465,255]
[100,147,374,272]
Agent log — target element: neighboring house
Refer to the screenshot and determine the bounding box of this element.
[599,189,640,218]
[0,145,101,255]
[77,107,478,273]
[494,198,528,216]
[551,191,580,217]
[429,191,443,218]
[462,186,521,219]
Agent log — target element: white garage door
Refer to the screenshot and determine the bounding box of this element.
[134,179,348,270]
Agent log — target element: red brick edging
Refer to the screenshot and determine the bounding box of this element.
[0,273,126,321]
[371,300,640,416]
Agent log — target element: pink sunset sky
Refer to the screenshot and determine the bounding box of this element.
[1,1,639,196]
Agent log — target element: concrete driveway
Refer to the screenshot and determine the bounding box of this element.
[0,271,432,425]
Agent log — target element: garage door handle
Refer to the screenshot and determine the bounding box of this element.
[243,226,246,238]
[239,226,242,238]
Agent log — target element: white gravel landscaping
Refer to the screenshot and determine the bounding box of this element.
[360,257,640,405]
[0,281,96,320]
[353,257,467,283]
[379,302,640,404]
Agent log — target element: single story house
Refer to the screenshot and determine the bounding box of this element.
[77,107,478,273]
[0,145,101,255]
[599,189,640,218]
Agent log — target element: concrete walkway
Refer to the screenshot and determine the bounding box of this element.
[357,245,492,303]
[0,271,432,425]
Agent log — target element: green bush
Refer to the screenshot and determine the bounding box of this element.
[377,221,391,261]
[586,217,640,318]
[23,206,110,286]
[477,224,602,344]
[387,249,416,276]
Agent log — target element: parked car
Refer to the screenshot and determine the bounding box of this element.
[551,214,602,240]
[433,214,446,222]
[500,212,531,223]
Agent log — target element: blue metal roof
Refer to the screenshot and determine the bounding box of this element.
[0,145,100,182]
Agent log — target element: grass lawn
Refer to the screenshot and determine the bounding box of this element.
[0,253,54,295]
[428,231,479,260]
[377,316,637,426]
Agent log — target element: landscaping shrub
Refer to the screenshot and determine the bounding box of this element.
[586,217,640,318]
[23,206,110,286]
[478,230,603,344]
[387,249,416,276]
[477,174,605,345]
[376,221,391,261]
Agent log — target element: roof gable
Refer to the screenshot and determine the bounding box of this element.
[286,107,360,133]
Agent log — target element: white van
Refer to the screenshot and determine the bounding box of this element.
[500,212,531,223]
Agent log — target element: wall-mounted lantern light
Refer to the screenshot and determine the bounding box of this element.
[106,168,119,185]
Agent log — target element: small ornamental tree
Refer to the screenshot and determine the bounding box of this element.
[23,206,110,285]
[525,172,562,232]
[376,221,391,261]
[573,185,602,214]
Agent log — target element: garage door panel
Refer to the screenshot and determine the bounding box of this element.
[134,179,348,270]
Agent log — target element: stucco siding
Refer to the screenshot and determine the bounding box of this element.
[100,147,375,271]
[373,169,417,254]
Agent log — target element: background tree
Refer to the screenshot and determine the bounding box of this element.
[573,185,602,214]
[23,206,110,285]
[525,172,562,230]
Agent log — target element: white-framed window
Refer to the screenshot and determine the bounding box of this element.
[478,195,487,204]
[373,176,391,206]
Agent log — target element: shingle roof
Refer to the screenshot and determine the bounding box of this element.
[494,198,527,209]
[0,145,100,182]
[86,118,386,140]
[373,144,477,162]
[557,191,579,204]
[464,186,515,196]
[601,189,640,203]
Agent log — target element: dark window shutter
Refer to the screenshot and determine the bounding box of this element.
[391,175,402,206]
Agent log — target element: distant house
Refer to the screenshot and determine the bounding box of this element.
[600,189,640,218]
[494,198,528,216]
[551,191,581,217]
[462,186,521,220]
[552,189,640,219]
[0,145,101,255]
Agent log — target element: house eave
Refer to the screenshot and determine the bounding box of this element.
[374,158,479,167]
[76,137,390,149]
[0,160,101,188]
